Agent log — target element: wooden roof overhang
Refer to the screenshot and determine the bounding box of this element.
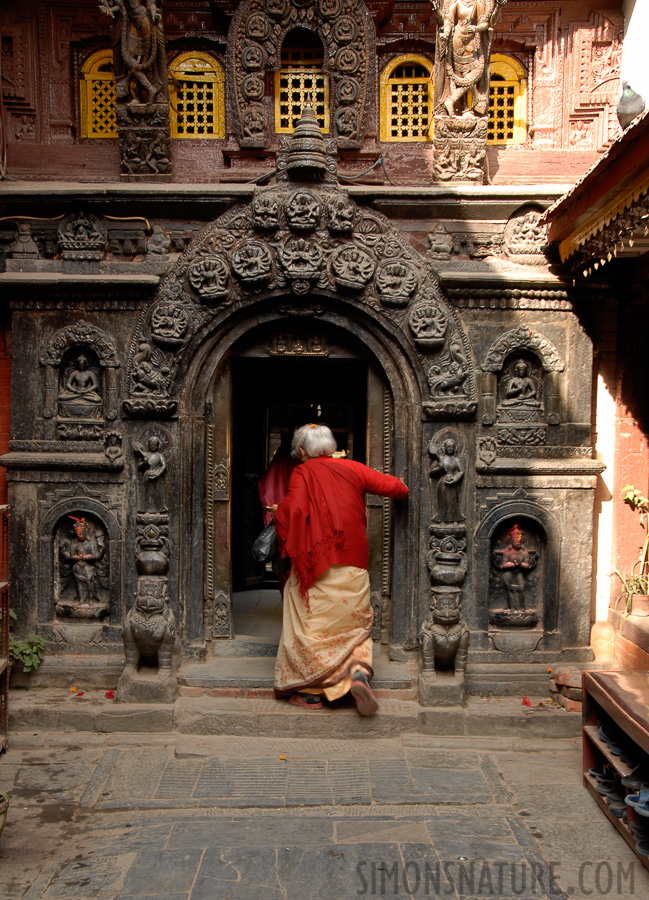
[542,109,649,276]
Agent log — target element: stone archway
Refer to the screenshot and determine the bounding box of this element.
[122,109,477,662]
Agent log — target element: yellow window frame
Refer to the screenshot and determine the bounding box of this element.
[488,54,527,145]
[80,49,118,139]
[380,54,433,142]
[169,51,225,139]
[274,53,330,134]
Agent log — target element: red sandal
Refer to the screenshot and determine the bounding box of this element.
[288,693,324,710]
[350,670,378,717]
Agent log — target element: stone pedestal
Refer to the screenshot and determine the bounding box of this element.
[116,665,177,704]
[433,116,487,184]
[419,669,467,707]
[116,103,172,182]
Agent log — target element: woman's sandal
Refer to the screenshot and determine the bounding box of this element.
[350,670,379,717]
[288,693,324,710]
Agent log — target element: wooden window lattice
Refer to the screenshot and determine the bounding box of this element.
[275,48,329,133]
[80,51,118,139]
[169,53,225,139]
[488,81,517,144]
[380,57,432,142]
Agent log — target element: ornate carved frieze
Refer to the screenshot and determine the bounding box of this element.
[450,290,573,312]
[124,109,475,421]
[57,212,107,261]
[269,334,329,356]
[503,207,550,266]
[227,0,374,150]
[482,327,564,374]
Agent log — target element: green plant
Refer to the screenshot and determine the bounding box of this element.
[4,609,45,672]
[616,485,649,616]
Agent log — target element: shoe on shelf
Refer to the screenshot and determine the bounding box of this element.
[350,669,379,717]
[588,765,609,781]
[625,790,649,815]
[622,767,649,790]
[288,693,324,710]
[636,840,649,858]
[608,799,627,818]
[595,779,621,796]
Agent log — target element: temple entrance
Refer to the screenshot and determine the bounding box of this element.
[204,320,395,654]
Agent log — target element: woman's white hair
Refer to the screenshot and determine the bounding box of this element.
[291,423,337,460]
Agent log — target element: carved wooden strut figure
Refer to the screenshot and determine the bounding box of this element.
[431,0,507,118]
[98,0,166,104]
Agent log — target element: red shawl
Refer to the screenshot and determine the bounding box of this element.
[274,457,409,598]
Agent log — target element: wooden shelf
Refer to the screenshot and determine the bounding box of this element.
[583,725,635,776]
[583,672,649,873]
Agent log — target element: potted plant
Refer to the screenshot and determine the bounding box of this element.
[616,485,649,617]
[6,609,46,673]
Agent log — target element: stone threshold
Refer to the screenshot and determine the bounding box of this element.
[7,690,581,740]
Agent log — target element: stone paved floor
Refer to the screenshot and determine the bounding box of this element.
[1,731,648,900]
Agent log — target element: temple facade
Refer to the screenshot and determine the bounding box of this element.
[0,0,641,702]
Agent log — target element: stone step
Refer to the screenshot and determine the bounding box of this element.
[178,654,415,693]
[8,690,582,740]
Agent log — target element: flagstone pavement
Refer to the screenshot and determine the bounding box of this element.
[1,727,648,900]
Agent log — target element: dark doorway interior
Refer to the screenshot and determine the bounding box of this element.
[231,357,369,591]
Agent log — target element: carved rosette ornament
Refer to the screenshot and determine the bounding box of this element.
[430,0,507,183]
[227,0,374,149]
[124,107,476,421]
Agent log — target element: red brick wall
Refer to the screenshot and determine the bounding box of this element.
[0,319,11,505]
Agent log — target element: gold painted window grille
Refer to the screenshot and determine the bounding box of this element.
[487,55,527,145]
[380,55,433,142]
[275,47,329,133]
[169,52,225,138]
[80,50,118,139]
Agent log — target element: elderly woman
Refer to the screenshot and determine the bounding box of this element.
[271,423,409,716]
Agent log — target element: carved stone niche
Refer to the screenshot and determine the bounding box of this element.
[496,353,546,446]
[475,498,563,654]
[41,322,120,428]
[55,512,109,620]
[481,327,564,436]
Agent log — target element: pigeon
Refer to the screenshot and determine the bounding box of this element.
[617,81,645,130]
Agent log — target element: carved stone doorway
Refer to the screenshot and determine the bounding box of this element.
[204,320,395,654]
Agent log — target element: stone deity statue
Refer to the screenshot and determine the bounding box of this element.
[502,359,541,408]
[98,0,166,104]
[59,353,102,418]
[429,437,465,523]
[430,0,507,118]
[134,435,167,510]
[493,523,537,609]
[59,518,106,606]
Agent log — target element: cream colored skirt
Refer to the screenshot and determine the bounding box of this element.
[274,564,373,701]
